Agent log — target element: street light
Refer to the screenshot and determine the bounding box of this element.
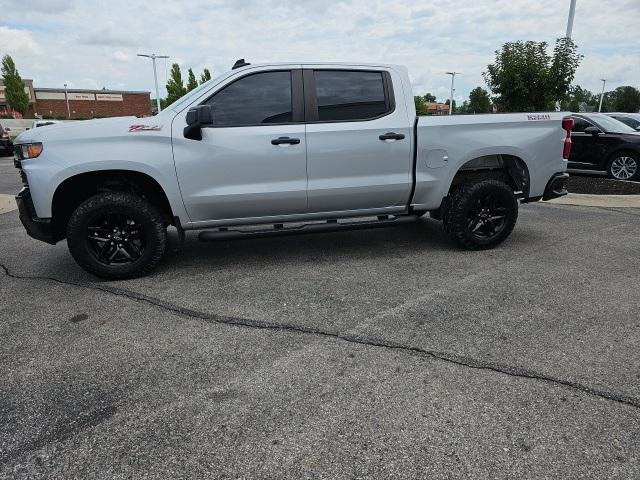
[445,72,460,115]
[598,79,607,112]
[566,0,577,39]
[64,83,70,119]
[137,53,169,114]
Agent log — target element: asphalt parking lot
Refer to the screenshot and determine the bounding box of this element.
[1,156,639,479]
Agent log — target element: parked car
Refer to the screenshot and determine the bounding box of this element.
[604,112,640,131]
[0,123,13,155]
[13,61,572,279]
[569,113,640,180]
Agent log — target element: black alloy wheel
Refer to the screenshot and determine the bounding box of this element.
[86,212,146,265]
[465,192,509,240]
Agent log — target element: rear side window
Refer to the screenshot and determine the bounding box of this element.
[313,70,390,122]
[206,71,292,126]
[613,116,640,129]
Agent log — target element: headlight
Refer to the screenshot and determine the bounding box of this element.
[17,143,43,159]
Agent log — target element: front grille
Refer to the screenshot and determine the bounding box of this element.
[19,168,28,186]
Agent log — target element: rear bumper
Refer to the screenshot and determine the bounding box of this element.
[542,172,570,201]
[15,188,57,244]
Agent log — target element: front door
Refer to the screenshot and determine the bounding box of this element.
[172,69,307,223]
[569,117,600,168]
[304,68,413,213]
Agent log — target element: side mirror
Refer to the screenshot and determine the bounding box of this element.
[584,126,600,136]
[184,105,213,140]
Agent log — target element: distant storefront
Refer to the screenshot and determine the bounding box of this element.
[0,79,151,119]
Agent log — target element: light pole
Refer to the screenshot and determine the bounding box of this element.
[137,53,169,114]
[64,83,70,119]
[598,79,607,112]
[566,0,577,38]
[445,72,460,115]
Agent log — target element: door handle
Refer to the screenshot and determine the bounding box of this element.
[379,132,405,141]
[271,137,301,145]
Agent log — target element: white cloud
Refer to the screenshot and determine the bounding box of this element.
[0,0,637,101]
[0,26,43,58]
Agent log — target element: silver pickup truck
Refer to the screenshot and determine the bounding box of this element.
[13,61,573,279]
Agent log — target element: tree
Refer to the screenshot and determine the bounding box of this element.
[1,55,29,115]
[456,100,470,114]
[483,38,582,112]
[414,96,428,115]
[421,93,436,103]
[445,98,456,113]
[468,87,491,113]
[200,68,212,85]
[186,68,198,92]
[165,63,187,105]
[414,93,437,115]
[612,86,640,113]
[564,85,598,112]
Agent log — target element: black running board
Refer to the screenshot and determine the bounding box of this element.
[198,215,419,242]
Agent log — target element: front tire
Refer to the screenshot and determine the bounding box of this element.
[606,152,638,181]
[67,192,167,280]
[443,180,518,250]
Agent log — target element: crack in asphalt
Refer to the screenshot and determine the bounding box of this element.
[0,405,118,465]
[2,262,639,411]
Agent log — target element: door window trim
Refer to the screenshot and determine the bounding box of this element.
[199,69,305,128]
[303,69,395,124]
[571,116,599,134]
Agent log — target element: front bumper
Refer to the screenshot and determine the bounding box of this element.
[15,188,57,244]
[542,172,570,201]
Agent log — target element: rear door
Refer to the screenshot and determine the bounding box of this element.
[303,68,413,213]
[172,68,308,223]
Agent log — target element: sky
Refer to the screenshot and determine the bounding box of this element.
[0,0,638,103]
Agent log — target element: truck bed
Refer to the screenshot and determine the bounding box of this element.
[411,113,569,209]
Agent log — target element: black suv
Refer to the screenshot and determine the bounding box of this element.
[569,113,640,181]
[0,123,13,156]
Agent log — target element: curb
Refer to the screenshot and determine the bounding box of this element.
[547,193,640,208]
[0,194,17,214]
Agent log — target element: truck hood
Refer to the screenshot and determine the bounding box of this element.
[14,116,165,144]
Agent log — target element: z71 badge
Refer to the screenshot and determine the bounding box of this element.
[128,124,162,132]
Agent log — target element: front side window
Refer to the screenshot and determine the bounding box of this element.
[314,70,389,122]
[206,71,292,126]
[572,117,594,133]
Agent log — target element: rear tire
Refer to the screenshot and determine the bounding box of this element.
[606,152,638,181]
[67,192,167,280]
[443,180,518,250]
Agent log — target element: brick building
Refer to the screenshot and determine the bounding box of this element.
[33,88,151,119]
[0,80,151,119]
[426,102,450,115]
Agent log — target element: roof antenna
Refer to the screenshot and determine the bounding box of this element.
[232,58,250,69]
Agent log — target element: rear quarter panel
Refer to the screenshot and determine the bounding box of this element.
[412,113,568,209]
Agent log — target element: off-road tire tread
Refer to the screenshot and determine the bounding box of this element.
[67,192,166,280]
[443,180,518,250]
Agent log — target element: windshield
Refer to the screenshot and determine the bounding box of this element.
[592,115,637,134]
[165,71,230,112]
